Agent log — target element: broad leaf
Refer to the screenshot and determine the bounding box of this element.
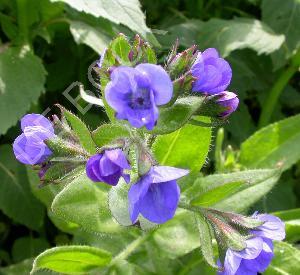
[153,121,211,172]
[213,170,281,212]
[0,47,46,134]
[195,213,217,268]
[92,123,130,148]
[197,18,284,57]
[51,173,122,234]
[152,96,205,135]
[184,169,280,211]
[0,145,45,230]
[152,209,199,258]
[70,21,110,54]
[262,0,300,59]
[240,114,300,171]
[50,0,157,45]
[32,246,111,274]
[265,242,300,274]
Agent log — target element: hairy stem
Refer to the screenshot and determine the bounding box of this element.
[258,49,300,128]
[16,0,29,45]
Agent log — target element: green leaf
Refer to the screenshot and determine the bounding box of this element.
[185,169,280,209]
[50,0,158,45]
[197,18,284,57]
[60,106,96,154]
[152,209,199,259]
[70,21,110,54]
[108,179,132,226]
[152,96,205,135]
[153,120,211,172]
[273,208,300,242]
[51,174,122,234]
[12,237,49,263]
[0,47,46,134]
[0,145,45,230]
[195,213,217,268]
[92,123,130,148]
[110,34,131,64]
[240,114,300,171]
[213,170,281,212]
[262,0,300,59]
[265,242,300,275]
[32,246,111,274]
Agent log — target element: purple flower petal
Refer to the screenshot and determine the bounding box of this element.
[242,238,274,273]
[224,249,242,275]
[235,262,257,275]
[100,154,119,176]
[252,214,285,241]
[233,237,263,260]
[21,114,54,133]
[150,166,189,183]
[138,180,180,224]
[128,175,152,223]
[86,154,103,182]
[136,64,173,105]
[105,149,131,169]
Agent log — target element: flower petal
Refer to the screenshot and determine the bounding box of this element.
[138,180,180,224]
[128,176,152,223]
[136,64,173,105]
[150,166,189,183]
[224,249,242,275]
[86,154,102,182]
[105,149,131,169]
[233,237,263,260]
[99,154,119,176]
[252,214,286,241]
[21,114,54,133]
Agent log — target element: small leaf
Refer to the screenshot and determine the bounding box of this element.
[110,34,131,64]
[240,114,300,171]
[152,96,205,135]
[195,213,218,268]
[153,119,211,172]
[59,106,96,154]
[32,246,111,274]
[92,123,130,148]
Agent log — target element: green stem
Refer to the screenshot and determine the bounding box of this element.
[16,0,29,45]
[110,233,151,265]
[258,49,300,128]
[215,128,224,172]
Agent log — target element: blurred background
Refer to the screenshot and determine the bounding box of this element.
[0,0,299,273]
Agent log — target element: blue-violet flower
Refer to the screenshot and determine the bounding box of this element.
[128,166,189,224]
[218,213,285,275]
[105,64,173,130]
[86,149,130,186]
[13,114,55,165]
[191,48,232,95]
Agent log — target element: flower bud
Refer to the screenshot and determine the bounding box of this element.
[216,91,239,118]
[167,45,198,78]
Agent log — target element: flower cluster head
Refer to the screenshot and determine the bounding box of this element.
[86,149,131,186]
[105,64,173,130]
[13,114,55,165]
[128,166,189,224]
[218,213,285,275]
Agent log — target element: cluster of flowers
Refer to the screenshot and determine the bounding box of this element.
[12,42,284,274]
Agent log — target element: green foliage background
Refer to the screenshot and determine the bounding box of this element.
[0,0,300,274]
